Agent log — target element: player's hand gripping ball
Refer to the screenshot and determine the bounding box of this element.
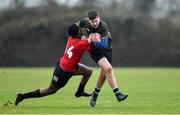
[90,33,101,42]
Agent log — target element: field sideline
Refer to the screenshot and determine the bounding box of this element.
[0,67,180,114]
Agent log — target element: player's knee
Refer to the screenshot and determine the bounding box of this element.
[84,68,93,77]
[105,66,112,74]
[48,89,58,95]
[107,66,112,74]
[50,90,57,95]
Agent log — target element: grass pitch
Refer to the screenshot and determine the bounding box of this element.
[0,67,180,114]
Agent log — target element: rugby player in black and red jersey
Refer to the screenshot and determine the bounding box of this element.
[15,23,104,106]
[77,10,128,107]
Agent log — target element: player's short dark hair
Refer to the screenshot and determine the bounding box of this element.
[68,23,79,37]
[88,10,99,20]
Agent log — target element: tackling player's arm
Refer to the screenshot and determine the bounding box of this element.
[80,35,108,50]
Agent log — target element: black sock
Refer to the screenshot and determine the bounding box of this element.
[94,87,100,96]
[77,83,85,93]
[21,89,41,100]
[113,87,120,96]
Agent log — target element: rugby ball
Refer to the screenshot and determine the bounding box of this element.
[91,33,101,42]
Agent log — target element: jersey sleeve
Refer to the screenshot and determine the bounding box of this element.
[99,22,109,37]
[92,37,109,48]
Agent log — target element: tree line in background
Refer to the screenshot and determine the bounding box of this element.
[0,0,180,66]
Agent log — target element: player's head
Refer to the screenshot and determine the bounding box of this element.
[68,23,81,38]
[88,10,100,29]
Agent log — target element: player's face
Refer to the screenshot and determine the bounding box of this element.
[89,17,100,29]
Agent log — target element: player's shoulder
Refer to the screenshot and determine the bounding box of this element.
[99,20,107,28]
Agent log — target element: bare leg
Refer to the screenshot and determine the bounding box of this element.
[98,57,118,89]
[73,63,93,85]
[90,57,128,107]
[39,82,60,96]
[96,68,106,89]
[73,63,93,97]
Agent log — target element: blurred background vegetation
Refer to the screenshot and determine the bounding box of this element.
[0,0,180,67]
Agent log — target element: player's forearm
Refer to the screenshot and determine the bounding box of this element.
[92,37,109,48]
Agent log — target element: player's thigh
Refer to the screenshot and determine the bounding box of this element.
[73,63,92,76]
[51,64,73,88]
[98,57,112,71]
